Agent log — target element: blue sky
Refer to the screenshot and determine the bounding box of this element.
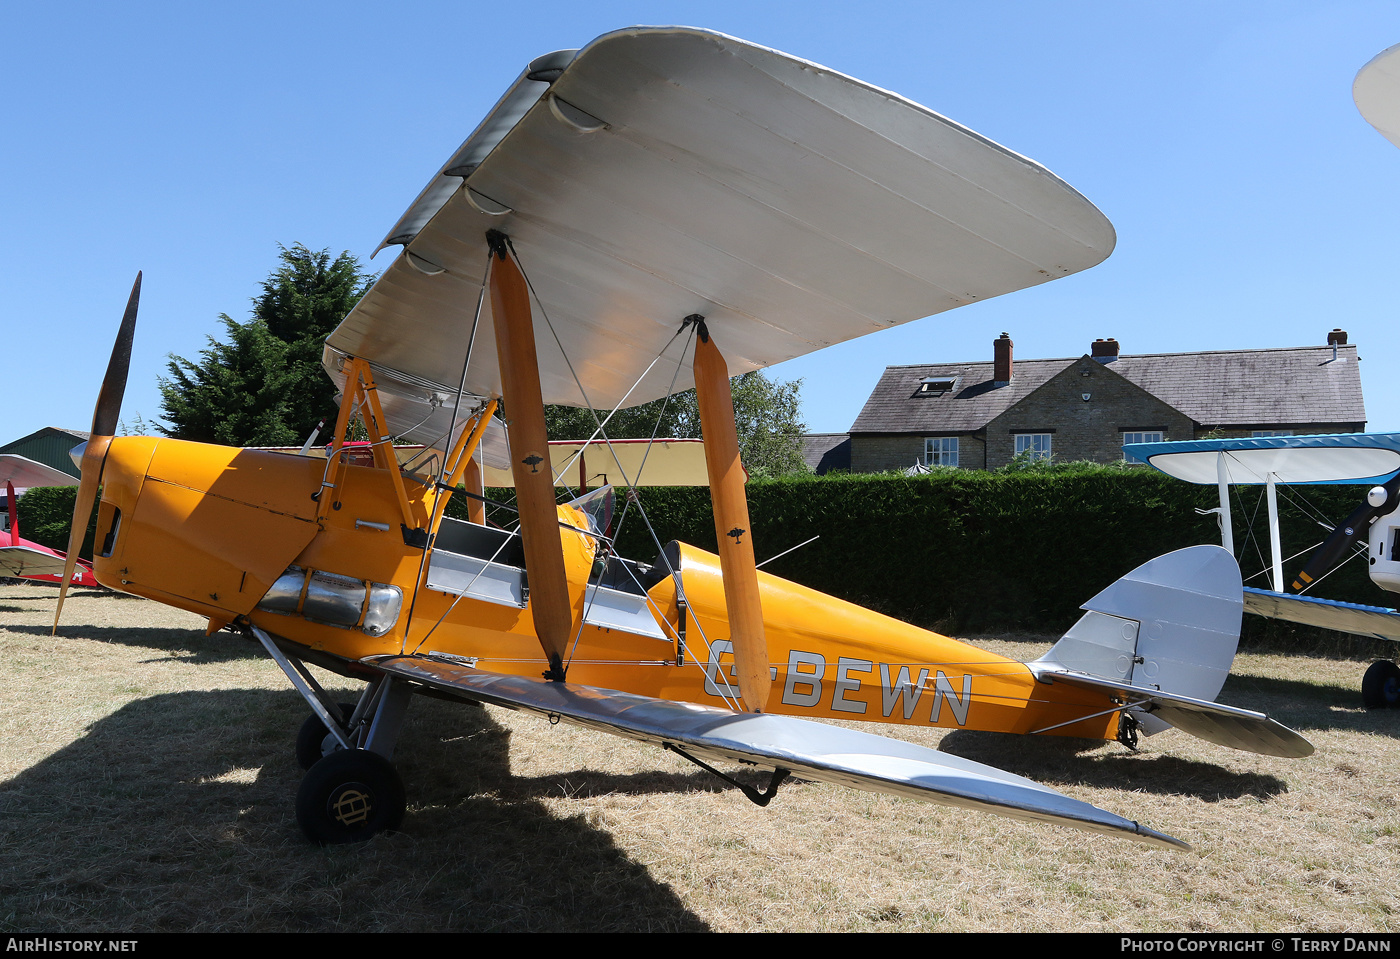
[5,1,1400,443]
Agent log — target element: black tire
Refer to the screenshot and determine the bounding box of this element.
[295,702,356,771]
[296,749,406,844]
[1361,661,1400,710]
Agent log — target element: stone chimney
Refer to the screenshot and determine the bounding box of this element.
[1091,337,1120,362]
[993,332,1013,386]
[1327,328,1348,346]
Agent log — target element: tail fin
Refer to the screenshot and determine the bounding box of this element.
[1036,545,1242,702]
[1032,546,1311,757]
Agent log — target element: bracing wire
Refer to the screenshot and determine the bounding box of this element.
[503,240,746,708]
[402,256,490,655]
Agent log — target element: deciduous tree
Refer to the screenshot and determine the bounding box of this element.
[543,371,807,477]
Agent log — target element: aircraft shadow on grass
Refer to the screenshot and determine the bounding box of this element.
[0,688,709,932]
[5,620,268,665]
[1218,672,1400,736]
[935,729,1290,802]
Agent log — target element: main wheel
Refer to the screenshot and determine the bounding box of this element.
[1361,660,1400,709]
[295,749,406,844]
[295,702,356,770]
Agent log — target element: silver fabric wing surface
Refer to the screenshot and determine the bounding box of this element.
[1356,42,1400,150]
[0,454,80,490]
[365,654,1186,850]
[324,26,1116,449]
[0,547,71,579]
[1244,587,1400,644]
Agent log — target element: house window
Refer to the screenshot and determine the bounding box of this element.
[918,376,958,396]
[1252,429,1294,438]
[1014,433,1052,461]
[924,437,959,467]
[1122,431,1163,464]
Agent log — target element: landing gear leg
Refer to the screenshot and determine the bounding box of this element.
[248,625,415,842]
[296,702,356,770]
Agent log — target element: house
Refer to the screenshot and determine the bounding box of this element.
[848,331,1365,472]
[800,433,851,474]
[0,427,88,479]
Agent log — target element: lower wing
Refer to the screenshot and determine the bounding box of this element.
[1243,587,1400,643]
[366,654,1188,850]
[0,546,91,583]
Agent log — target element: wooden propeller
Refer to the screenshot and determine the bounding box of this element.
[53,272,140,632]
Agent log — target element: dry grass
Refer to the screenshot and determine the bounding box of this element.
[1,583,1398,932]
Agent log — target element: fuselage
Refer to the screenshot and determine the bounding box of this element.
[88,435,1121,740]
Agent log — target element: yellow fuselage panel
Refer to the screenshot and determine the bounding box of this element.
[664,544,1117,738]
[93,437,1119,741]
[95,439,323,617]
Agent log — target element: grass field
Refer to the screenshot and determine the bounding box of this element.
[1,582,1397,932]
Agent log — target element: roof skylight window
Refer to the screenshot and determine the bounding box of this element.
[918,376,957,396]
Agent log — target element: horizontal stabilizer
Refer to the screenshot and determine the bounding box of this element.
[366,655,1187,850]
[1029,665,1313,759]
[1243,587,1400,643]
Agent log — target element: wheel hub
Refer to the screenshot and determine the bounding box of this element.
[328,782,373,827]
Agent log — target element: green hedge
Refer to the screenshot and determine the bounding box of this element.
[608,467,1384,633]
[16,465,1387,635]
[13,486,97,560]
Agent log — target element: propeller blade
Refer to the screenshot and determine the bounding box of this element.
[94,273,141,436]
[53,272,140,632]
[1291,474,1400,592]
[52,437,109,631]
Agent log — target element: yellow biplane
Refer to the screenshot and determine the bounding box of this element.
[56,27,1310,851]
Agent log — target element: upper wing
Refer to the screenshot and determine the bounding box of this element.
[0,454,80,489]
[1356,43,1400,150]
[482,438,709,488]
[1125,434,1400,486]
[367,654,1186,850]
[324,27,1115,449]
[1243,586,1400,644]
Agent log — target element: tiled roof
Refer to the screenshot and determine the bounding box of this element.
[850,358,1073,433]
[1109,346,1364,426]
[850,344,1365,433]
[800,433,851,473]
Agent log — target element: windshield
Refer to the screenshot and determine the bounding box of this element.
[565,485,614,538]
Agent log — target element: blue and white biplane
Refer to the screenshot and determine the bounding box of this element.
[1126,433,1400,708]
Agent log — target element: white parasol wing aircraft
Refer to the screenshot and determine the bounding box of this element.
[1355,42,1400,150]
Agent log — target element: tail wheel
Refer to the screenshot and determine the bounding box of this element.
[295,703,357,770]
[1361,661,1400,710]
[1116,711,1141,751]
[296,749,405,844]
